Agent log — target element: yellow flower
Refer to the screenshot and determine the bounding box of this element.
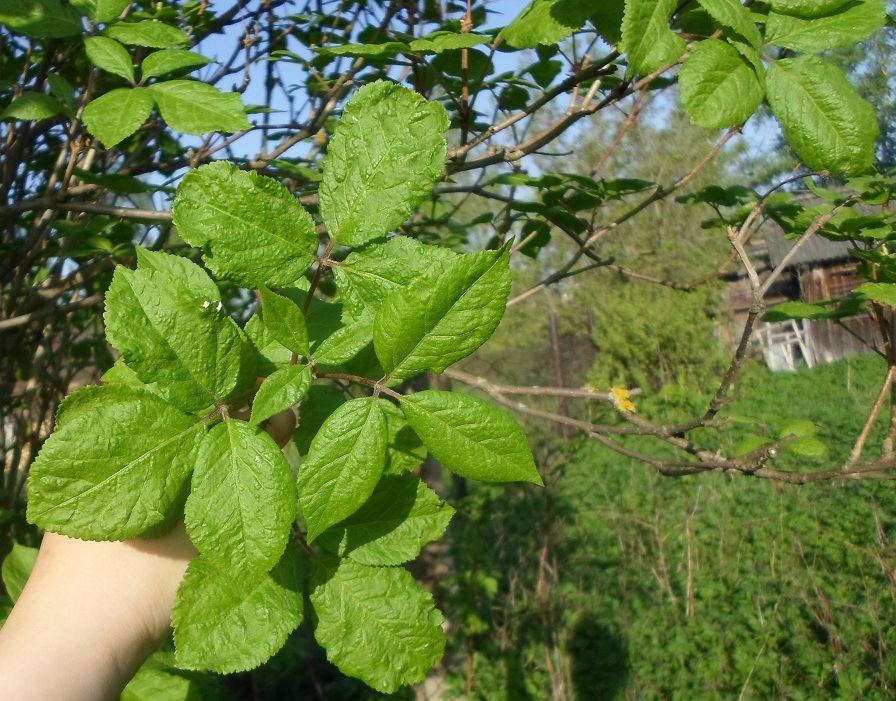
[610,387,635,413]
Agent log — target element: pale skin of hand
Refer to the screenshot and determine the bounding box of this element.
[0,404,296,701]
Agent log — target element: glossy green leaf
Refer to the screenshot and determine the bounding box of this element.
[71,0,129,23]
[258,286,309,356]
[697,0,762,49]
[297,397,387,541]
[250,364,311,426]
[0,0,83,37]
[172,161,318,287]
[766,56,878,174]
[313,315,374,366]
[374,247,511,382]
[333,236,457,319]
[103,20,189,48]
[292,384,346,456]
[317,475,454,566]
[104,248,255,411]
[499,0,592,48]
[320,81,448,247]
[245,315,293,375]
[381,402,427,475]
[680,39,764,128]
[401,390,542,484]
[185,420,296,573]
[310,557,445,692]
[0,93,65,121]
[1,543,38,603]
[84,36,134,82]
[141,49,211,79]
[120,651,216,701]
[172,547,303,674]
[767,0,850,17]
[408,31,491,53]
[27,385,205,540]
[148,80,250,135]
[82,87,154,147]
[621,0,686,75]
[765,0,886,54]
[857,282,896,307]
[315,42,409,57]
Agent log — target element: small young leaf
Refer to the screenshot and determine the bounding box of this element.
[172,161,318,287]
[84,36,134,82]
[27,385,205,540]
[313,315,374,366]
[0,93,65,121]
[0,0,83,38]
[103,20,190,48]
[374,247,511,382]
[400,390,542,484]
[297,397,388,541]
[185,419,296,573]
[310,557,445,693]
[140,49,211,79]
[680,39,764,128]
[765,0,886,54]
[104,248,256,411]
[766,56,878,174]
[172,546,304,674]
[82,87,154,147]
[621,0,686,75]
[786,436,828,458]
[1,543,39,603]
[408,31,492,53]
[499,0,592,49]
[320,80,449,247]
[250,364,311,426]
[733,436,774,457]
[258,286,309,356]
[778,419,817,439]
[148,80,250,135]
[317,475,454,566]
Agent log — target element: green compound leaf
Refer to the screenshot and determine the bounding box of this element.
[697,0,762,49]
[71,0,129,24]
[0,93,65,121]
[185,419,296,573]
[767,0,850,17]
[103,20,189,48]
[499,0,593,49]
[104,248,255,411]
[258,286,309,356]
[1,543,38,603]
[297,397,387,542]
[374,247,511,383]
[317,474,454,566]
[310,557,445,692]
[250,363,311,426]
[148,80,250,135]
[0,0,83,38]
[333,236,458,319]
[141,49,211,79]
[400,390,542,484]
[27,385,205,540]
[765,0,886,54]
[84,36,134,82]
[82,87,154,147]
[245,315,293,375]
[173,546,304,674]
[320,80,449,247]
[172,161,318,288]
[680,39,764,128]
[766,56,878,175]
[621,0,686,75]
